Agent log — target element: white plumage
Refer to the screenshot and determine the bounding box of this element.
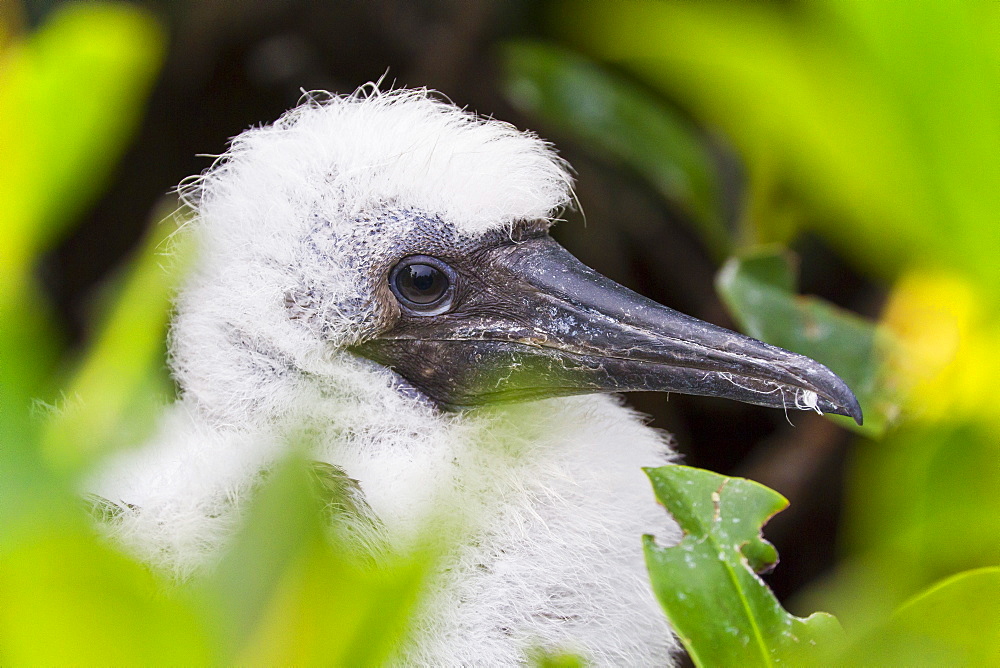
[91,88,680,665]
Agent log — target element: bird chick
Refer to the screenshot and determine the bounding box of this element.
[91,87,860,666]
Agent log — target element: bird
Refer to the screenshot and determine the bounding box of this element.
[89,86,862,666]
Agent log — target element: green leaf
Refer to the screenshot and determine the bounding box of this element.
[0,528,211,665]
[530,648,586,668]
[716,246,896,434]
[812,421,1000,624]
[644,465,841,666]
[40,206,188,471]
[501,41,731,259]
[193,448,432,665]
[0,2,164,263]
[840,567,1000,665]
[560,0,1000,297]
[0,1,165,498]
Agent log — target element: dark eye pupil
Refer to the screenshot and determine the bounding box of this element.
[411,266,436,291]
[396,263,447,304]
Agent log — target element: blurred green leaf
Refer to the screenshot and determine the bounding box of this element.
[808,421,1000,624]
[561,0,1000,295]
[194,448,431,666]
[840,567,1000,665]
[501,41,731,259]
[716,246,896,434]
[0,528,211,665]
[0,0,165,490]
[826,1,1000,287]
[531,649,586,668]
[0,282,61,433]
[644,465,841,666]
[41,206,187,471]
[0,1,164,265]
[0,0,165,571]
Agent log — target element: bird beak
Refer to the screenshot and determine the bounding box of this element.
[355,234,863,425]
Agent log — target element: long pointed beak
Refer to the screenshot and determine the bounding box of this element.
[355,235,863,425]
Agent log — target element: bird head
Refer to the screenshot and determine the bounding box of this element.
[173,88,861,426]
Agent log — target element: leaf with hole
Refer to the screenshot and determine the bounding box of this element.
[644,465,841,666]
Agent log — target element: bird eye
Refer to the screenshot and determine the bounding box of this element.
[389,256,456,314]
[397,264,445,303]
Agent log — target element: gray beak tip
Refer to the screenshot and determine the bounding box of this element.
[814,367,863,425]
[843,392,864,426]
[831,394,864,426]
